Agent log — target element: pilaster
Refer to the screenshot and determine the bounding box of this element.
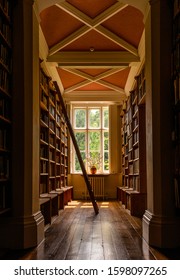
[0,0,44,249]
[142,0,180,248]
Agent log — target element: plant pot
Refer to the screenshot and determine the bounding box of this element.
[90,166,97,174]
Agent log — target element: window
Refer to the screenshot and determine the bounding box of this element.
[71,105,109,173]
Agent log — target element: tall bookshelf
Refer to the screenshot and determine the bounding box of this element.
[39,67,72,226]
[0,0,12,216]
[118,66,147,217]
[172,0,180,215]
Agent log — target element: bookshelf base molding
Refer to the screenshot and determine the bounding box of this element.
[126,191,146,217]
[39,186,74,228]
[0,211,44,249]
[117,187,146,217]
[142,210,180,248]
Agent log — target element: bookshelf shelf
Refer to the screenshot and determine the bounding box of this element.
[119,65,147,217]
[39,67,73,225]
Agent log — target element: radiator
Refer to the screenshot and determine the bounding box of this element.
[85,176,104,200]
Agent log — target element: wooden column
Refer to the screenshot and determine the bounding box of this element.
[142,0,180,248]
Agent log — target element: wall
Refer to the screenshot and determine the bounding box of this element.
[69,173,121,200]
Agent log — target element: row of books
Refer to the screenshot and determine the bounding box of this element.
[49,163,55,177]
[0,97,10,119]
[49,104,55,118]
[56,166,60,176]
[40,160,48,174]
[0,128,9,149]
[49,134,55,146]
[40,146,48,159]
[39,182,48,195]
[174,0,180,17]
[0,0,11,18]
[40,111,48,125]
[0,66,10,93]
[172,41,180,72]
[49,90,56,105]
[0,17,11,44]
[0,42,11,69]
[40,69,49,93]
[124,175,139,190]
[174,177,180,208]
[0,154,9,179]
[40,129,48,143]
[41,91,48,108]
[173,72,180,104]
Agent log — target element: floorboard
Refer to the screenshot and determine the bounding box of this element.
[1,200,180,260]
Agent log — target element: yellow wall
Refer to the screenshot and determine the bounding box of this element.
[69,173,122,200]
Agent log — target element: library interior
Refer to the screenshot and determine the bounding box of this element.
[0,0,180,260]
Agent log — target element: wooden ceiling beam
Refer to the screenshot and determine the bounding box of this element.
[49,25,90,56]
[92,3,128,27]
[64,80,93,93]
[47,51,140,66]
[50,2,136,57]
[62,71,126,94]
[56,2,92,26]
[96,25,138,56]
[56,1,127,27]
[61,68,126,82]
[95,79,124,92]
[63,91,127,104]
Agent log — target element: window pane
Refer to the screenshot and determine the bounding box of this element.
[89,109,100,128]
[75,132,85,150]
[89,131,100,151]
[75,109,86,128]
[103,107,109,128]
[72,105,109,174]
[104,152,109,171]
[75,152,85,172]
[104,131,109,150]
[88,151,102,170]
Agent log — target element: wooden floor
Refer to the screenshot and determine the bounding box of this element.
[1,200,180,260]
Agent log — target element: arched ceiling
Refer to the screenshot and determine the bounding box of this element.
[36,0,148,103]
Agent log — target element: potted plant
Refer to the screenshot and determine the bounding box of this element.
[85,152,102,174]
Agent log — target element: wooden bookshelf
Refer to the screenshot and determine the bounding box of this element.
[39,67,73,226]
[118,66,147,217]
[172,0,180,215]
[0,0,12,216]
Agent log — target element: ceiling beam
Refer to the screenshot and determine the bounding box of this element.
[63,90,126,104]
[64,80,93,93]
[96,26,138,56]
[57,1,128,27]
[92,3,128,27]
[49,25,90,56]
[95,80,124,92]
[56,2,92,26]
[62,67,126,82]
[47,51,140,66]
[61,67,127,82]
[49,2,136,57]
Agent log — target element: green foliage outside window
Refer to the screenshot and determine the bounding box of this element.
[73,106,109,173]
[75,109,86,128]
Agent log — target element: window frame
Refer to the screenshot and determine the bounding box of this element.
[71,104,109,174]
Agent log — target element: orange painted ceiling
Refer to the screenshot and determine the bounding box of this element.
[39,0,144,100]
